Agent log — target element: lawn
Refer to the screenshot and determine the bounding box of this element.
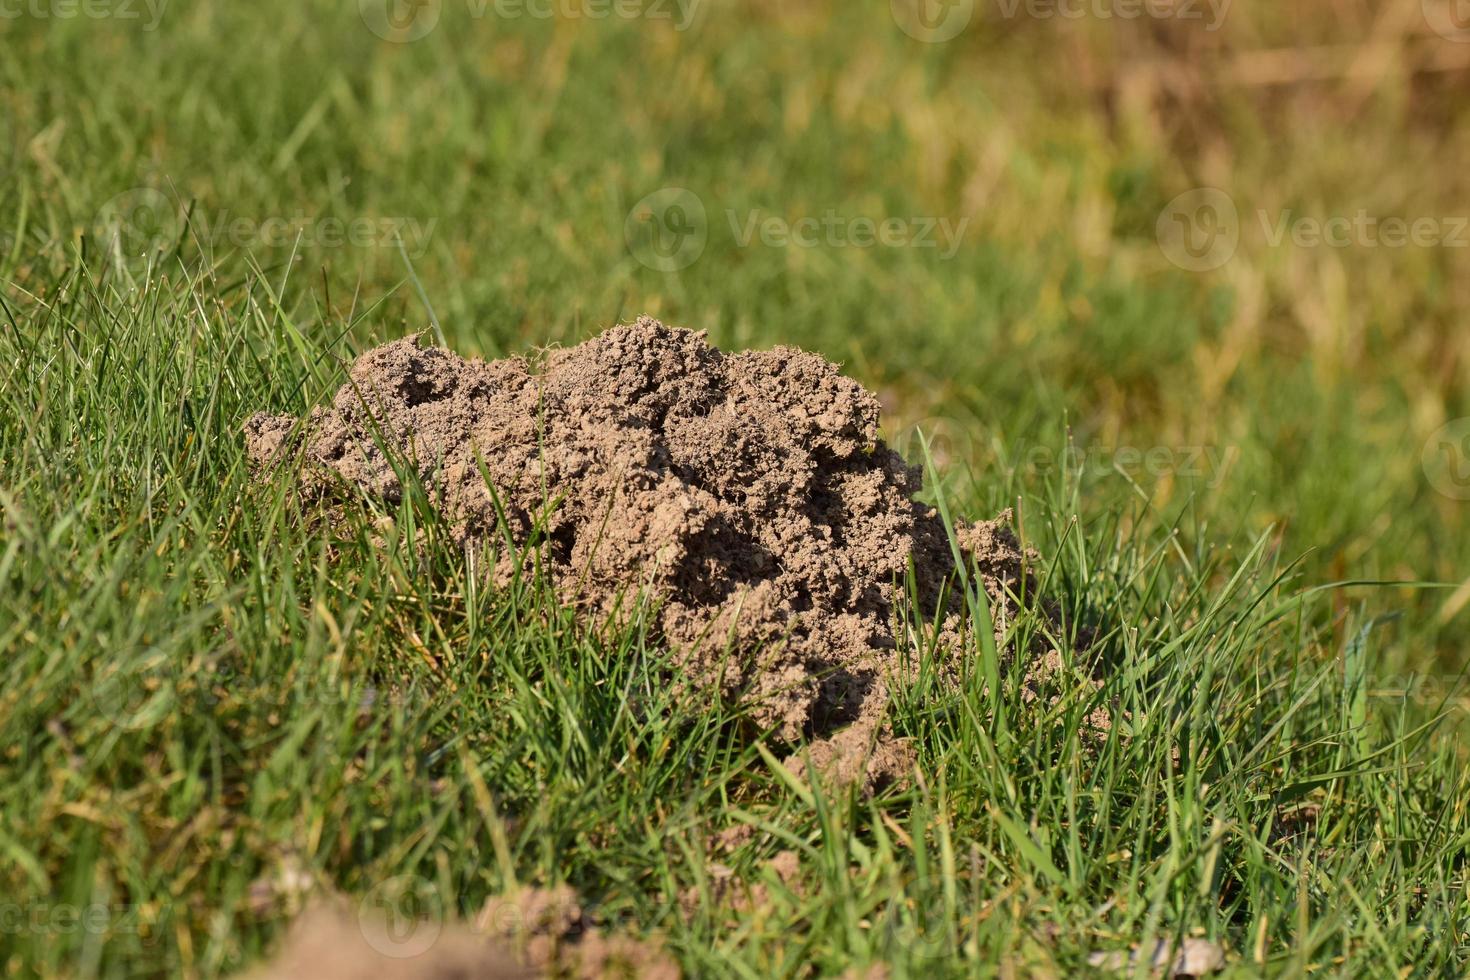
[2,0,1468,975]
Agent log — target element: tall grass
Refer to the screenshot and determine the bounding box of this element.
[2,0,1468,973]
[1,263,1465,974]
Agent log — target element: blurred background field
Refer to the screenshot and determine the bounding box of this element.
[3,1,1470,973]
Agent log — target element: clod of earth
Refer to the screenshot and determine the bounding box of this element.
[246,317,1055,788]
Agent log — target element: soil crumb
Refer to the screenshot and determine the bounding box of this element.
[247,317,1050,788]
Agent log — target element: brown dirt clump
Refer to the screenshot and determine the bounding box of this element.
[246,317,1049,788]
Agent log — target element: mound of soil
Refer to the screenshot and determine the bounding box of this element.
[247,318,1046,787]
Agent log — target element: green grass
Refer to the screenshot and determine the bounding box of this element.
[3,1,1469,975]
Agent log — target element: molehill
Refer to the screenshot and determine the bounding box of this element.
[246,318,1051,788]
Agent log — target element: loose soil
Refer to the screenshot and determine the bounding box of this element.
[247,317,1051,788]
